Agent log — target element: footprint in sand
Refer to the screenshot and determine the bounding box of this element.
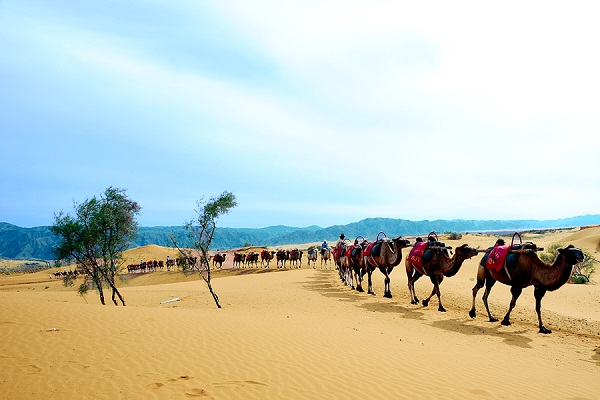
[185,388,209,397]
[468,388,491,396]
[147,382,164,389]
[25,364,42,374]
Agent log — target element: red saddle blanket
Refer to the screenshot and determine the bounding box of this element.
[486,245,511,272]
[364,242,376,257]
[408,242,428,267]
[333,246,344,259]
[344,245,355,259]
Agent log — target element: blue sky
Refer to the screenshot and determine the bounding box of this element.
[1,1,599,229]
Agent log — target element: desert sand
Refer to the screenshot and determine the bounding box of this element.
[1,228,599,399]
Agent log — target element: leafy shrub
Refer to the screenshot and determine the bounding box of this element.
[540,243,596,283]
[446,232,463,240]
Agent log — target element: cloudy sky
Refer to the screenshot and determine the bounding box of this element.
[1,1,599,229]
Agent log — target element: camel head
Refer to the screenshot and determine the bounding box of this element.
[456,244,479,259]
[558,245,585,265]
[392,237,412,249]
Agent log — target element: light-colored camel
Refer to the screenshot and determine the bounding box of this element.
[363,237,412,298]
[306,248,318,268]
[469,244,584,333]
[320,247,332,269]
[406,243,478,312]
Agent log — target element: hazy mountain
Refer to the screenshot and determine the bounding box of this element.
[1,215,599,260]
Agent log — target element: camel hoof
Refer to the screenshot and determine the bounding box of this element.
[411,300,418,305]
[539,326,552,334]
[384,293,392,299]
[468,309,476,318]
[357,287,364,293]
[489,317,498,323]
[438,306,446,313]
[368,291,375,296]
[501,319,511,326]
[422,299,429,307]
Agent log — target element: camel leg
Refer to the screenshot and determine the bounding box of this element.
[381,267,392,298]
[407,269,423,305]
[384,274,392,298]
[430,275,446,312]
[501,285,523,326]
[422,276,445,311]
[534,287,551,334]
[422,286,435,307]
[367,268,376,296]
[347,266,354,289]
[469,274,487,318]
[354,268,364,292]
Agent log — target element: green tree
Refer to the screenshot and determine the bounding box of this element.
[51,187,141,305]
[170,191,237,308]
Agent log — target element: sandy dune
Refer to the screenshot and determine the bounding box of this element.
[1,228,599,399]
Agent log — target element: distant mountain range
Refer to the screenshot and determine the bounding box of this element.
[1,214,599,261]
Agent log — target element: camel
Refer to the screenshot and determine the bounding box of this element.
[306,248,318,268]
[245,252,259,268]
[320,247,332,268]
[212,253,226,269]
[345,237,369,292]
[335,241,354,289]
[276,249,289,268]
[232,252,244,268]
[469,244,584,333]
[260,250,275,268]
[289,249,303,268]
[405,243,478,312]
[363,235,412,298]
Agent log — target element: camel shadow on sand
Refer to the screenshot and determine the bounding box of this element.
[430,318,533,348]
[303,270,533,348]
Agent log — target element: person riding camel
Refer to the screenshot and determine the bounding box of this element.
[321,240,329,256]
[333,233,346,260]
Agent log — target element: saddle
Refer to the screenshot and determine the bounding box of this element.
[485,245,511,272]
[482,233,531,276]
[407,241,428,267]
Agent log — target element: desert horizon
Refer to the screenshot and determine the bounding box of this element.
[1,228,599,399]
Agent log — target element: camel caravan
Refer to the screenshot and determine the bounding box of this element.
[119,230,585,334]
[328,231,585,334]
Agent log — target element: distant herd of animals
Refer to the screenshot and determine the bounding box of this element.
[117,230,584,334]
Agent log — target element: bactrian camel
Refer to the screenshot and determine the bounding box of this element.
[363,237,412,298]
[469,244,584,334]
[406,243,479,312]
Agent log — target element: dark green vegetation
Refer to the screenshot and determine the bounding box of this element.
[2,214,600,261]
[51,187,141,305]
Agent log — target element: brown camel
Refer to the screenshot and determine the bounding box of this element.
[212,253,226,268]
[406,243,479,312]
[260,250,275,268]
[363,236,412,298]
[469,244,584,333]
[276,249,289,268]
[348,238,369,292]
